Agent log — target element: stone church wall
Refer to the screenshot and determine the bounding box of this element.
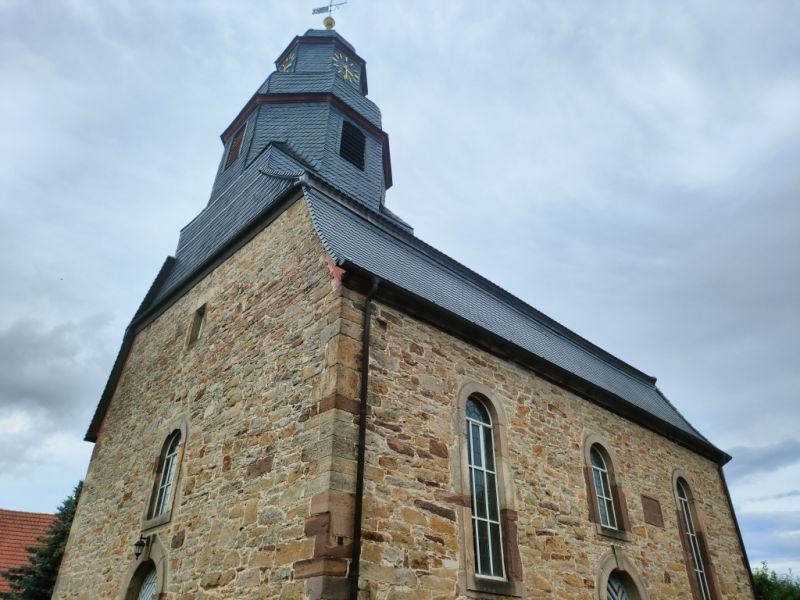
[54,199,359,599]
[53,197,752,599]
[352,297,753,600]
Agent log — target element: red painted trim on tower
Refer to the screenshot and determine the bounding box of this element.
[221,92,392,189]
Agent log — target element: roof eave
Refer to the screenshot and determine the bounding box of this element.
[85,184,306,443]
[340,264,730,466]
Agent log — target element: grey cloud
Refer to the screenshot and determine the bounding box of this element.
[0,317,111,480]
[740,510,800,567]
[0,317,112,418]
[725,440,800,482]
[748,490,800,503]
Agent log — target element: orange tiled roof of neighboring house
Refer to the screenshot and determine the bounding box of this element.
[0,509,55,592]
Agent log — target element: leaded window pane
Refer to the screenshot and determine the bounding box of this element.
[598,496,609,525]
[466,398,489,423]
[590,447,605,469]
[489,523,504,577]
[486,472,499,521]
[476,519,491,574]
[483,429,495,471]
[470,424,483,468]
[593,469,604,495]
[473,470,487,519]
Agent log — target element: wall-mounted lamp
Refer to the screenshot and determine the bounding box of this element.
[133,535,148,560]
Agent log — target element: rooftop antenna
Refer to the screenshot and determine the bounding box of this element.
[312,0,347,29]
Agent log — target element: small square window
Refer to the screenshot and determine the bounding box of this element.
[187,304,206,346]
[225,126,246,168]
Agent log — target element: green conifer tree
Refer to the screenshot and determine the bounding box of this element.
[1,482,82,600]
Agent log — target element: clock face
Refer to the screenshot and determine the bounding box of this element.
[332,51,360,85]
[278,52,295,73]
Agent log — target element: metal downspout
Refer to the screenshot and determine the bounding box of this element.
[349,276,380,600]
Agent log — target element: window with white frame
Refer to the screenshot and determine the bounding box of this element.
[677,478,712,600]
[466,396,505,579]
[590,445,618,529]
[150,431,181,518]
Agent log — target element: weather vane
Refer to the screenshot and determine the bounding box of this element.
[312,0,347,29]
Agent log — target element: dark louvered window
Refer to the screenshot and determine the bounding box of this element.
[225,126,246,168]
[339,121,365,170]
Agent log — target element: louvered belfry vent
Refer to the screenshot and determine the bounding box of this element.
[339,121,366,170]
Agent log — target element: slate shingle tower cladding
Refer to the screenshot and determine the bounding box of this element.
[211,29,392,213]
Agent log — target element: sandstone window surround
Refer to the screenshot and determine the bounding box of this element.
[118,536,167,600]
[224,122,247,169]
[142,419,188,531]
[672,470,719,600]
[596,547,650,600]
[186,303,207,348]
[582,434,631,542]
[453,382,523,599]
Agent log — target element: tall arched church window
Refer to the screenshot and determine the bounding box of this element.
[676,478,715,600]
[466,396,504,579]
[150,431,181,519]
[590,445,617,529]
[582,438,630,540]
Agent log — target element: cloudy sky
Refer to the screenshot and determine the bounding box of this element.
[1,0,798,574]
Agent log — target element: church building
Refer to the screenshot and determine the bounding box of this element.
[54,24,755,600]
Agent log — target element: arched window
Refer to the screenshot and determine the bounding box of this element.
[150,431,181,519]
[607,571,632,600]
[676,478,714,600]
[123,558,162,600]
[590,445,617,529]
[596,550,650,600]
[582,437,630,539]
[136,566,157,600]
[466,396,504,579]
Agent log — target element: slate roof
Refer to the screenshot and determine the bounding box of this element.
[151,145,408,310]
[0,509,54,592]
[303,185,713,446]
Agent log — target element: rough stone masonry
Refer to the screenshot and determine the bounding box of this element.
[53,198,753,599]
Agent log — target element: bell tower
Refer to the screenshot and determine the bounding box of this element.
[207,28,397,222]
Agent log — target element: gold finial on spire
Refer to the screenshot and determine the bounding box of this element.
[312,1,346,29]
